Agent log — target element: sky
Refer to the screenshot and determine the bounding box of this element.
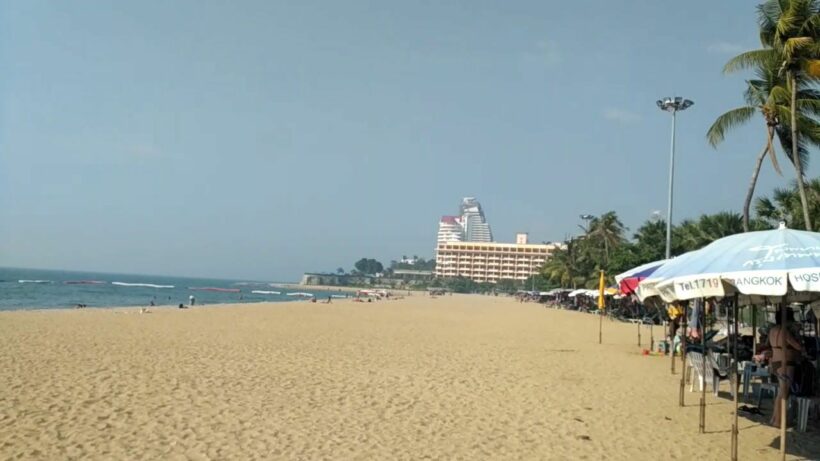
[2,0,817,281]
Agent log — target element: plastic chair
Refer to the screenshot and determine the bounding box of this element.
[741,362,770,402]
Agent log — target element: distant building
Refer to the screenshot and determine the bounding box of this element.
[435,235,562,283]
[436,197,493,244]
[437,215,464,243]
[391,269,434,281]
[460,197,493,242]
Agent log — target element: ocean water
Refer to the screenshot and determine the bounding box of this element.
[0,267,352,311]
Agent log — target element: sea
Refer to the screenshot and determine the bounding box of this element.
[0,267,352,311]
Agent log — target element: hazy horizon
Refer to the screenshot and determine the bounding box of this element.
[3,1,818,281]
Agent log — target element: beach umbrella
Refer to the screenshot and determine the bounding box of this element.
[615,259,671,350]
[615,259,669,295]
[634,224,820,458]
[650,224,820,303]
[635,250,705,302]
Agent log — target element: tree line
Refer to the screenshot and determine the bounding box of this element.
[542,180,817,289]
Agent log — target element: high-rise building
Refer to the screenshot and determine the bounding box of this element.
[436,215,464,243]
[459,197,493,242]
[435,197,493,244]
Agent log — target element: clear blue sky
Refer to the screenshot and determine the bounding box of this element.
[1,1,816,281]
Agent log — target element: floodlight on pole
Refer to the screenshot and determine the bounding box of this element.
[579,214,594,233]
[656,96,693,259]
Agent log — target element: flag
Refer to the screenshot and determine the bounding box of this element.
[597,270,605,310]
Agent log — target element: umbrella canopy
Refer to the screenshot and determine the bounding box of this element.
[615,259,669,295]
[646,224,820,302]
[567,288,616,298]
[636,250,704,301]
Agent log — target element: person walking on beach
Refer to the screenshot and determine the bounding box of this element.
[189,295,195,306]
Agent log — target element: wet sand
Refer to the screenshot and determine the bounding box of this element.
[1,295,817,460]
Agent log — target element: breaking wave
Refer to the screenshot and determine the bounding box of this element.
[111,282,175,289]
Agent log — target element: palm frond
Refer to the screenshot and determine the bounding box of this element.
[706,106,757,147]
[758,0,785,46]
[796,97,820,115]
[769,83,792,103]
[724,49,782,74]
[784,36,814,58]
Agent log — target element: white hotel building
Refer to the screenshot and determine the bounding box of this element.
[435,233,562,283]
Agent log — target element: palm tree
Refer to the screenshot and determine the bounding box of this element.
[542,239,591,288]
[676,212,746,252]
[727,0,820,230]
[756,177,820,227]
[708,55,787,232]
[585,211,626,266]
[631,219,668,261]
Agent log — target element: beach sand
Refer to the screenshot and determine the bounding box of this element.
[1,295,817,460]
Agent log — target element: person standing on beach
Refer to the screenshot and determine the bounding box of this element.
[769,310,804,427]
[189,295,195,306]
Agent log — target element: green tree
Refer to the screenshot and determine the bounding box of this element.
[708,52,795,231]
[495,279,519,293]
[542,238,593,288]
[336,267,345,274]
[675,212,745,252]
[354,258,384,275]
[727,0,820,230]
[756,177,820,227]
[633,219,671,261]
[585,211,627,266]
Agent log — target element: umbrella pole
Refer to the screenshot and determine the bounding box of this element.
[637,320,641,347]
[752,306,757,372]
[731,298,740,461]
[780,303,787,460]
[699,299,707,433]
[679,303,688,407]
[670,304,676,374]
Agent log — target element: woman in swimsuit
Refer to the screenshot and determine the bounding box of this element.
[768,309,804,427]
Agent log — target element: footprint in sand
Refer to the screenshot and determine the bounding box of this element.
[577,435,591,441]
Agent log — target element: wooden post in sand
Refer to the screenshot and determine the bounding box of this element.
[699,299,707,433]
[780,303,787,460]
[751,306,757,366]
[678,303,688,406]
[598,270,605,345]
[731,298,740,461]
[637,320,641,347]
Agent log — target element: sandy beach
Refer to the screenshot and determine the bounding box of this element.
[1,295,817,460]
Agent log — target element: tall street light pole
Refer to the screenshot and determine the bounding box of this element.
[656,97,694,259]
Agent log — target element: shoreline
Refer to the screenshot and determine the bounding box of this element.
[0,291,419,314]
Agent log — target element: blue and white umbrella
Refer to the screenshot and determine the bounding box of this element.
[641,223,820,302]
